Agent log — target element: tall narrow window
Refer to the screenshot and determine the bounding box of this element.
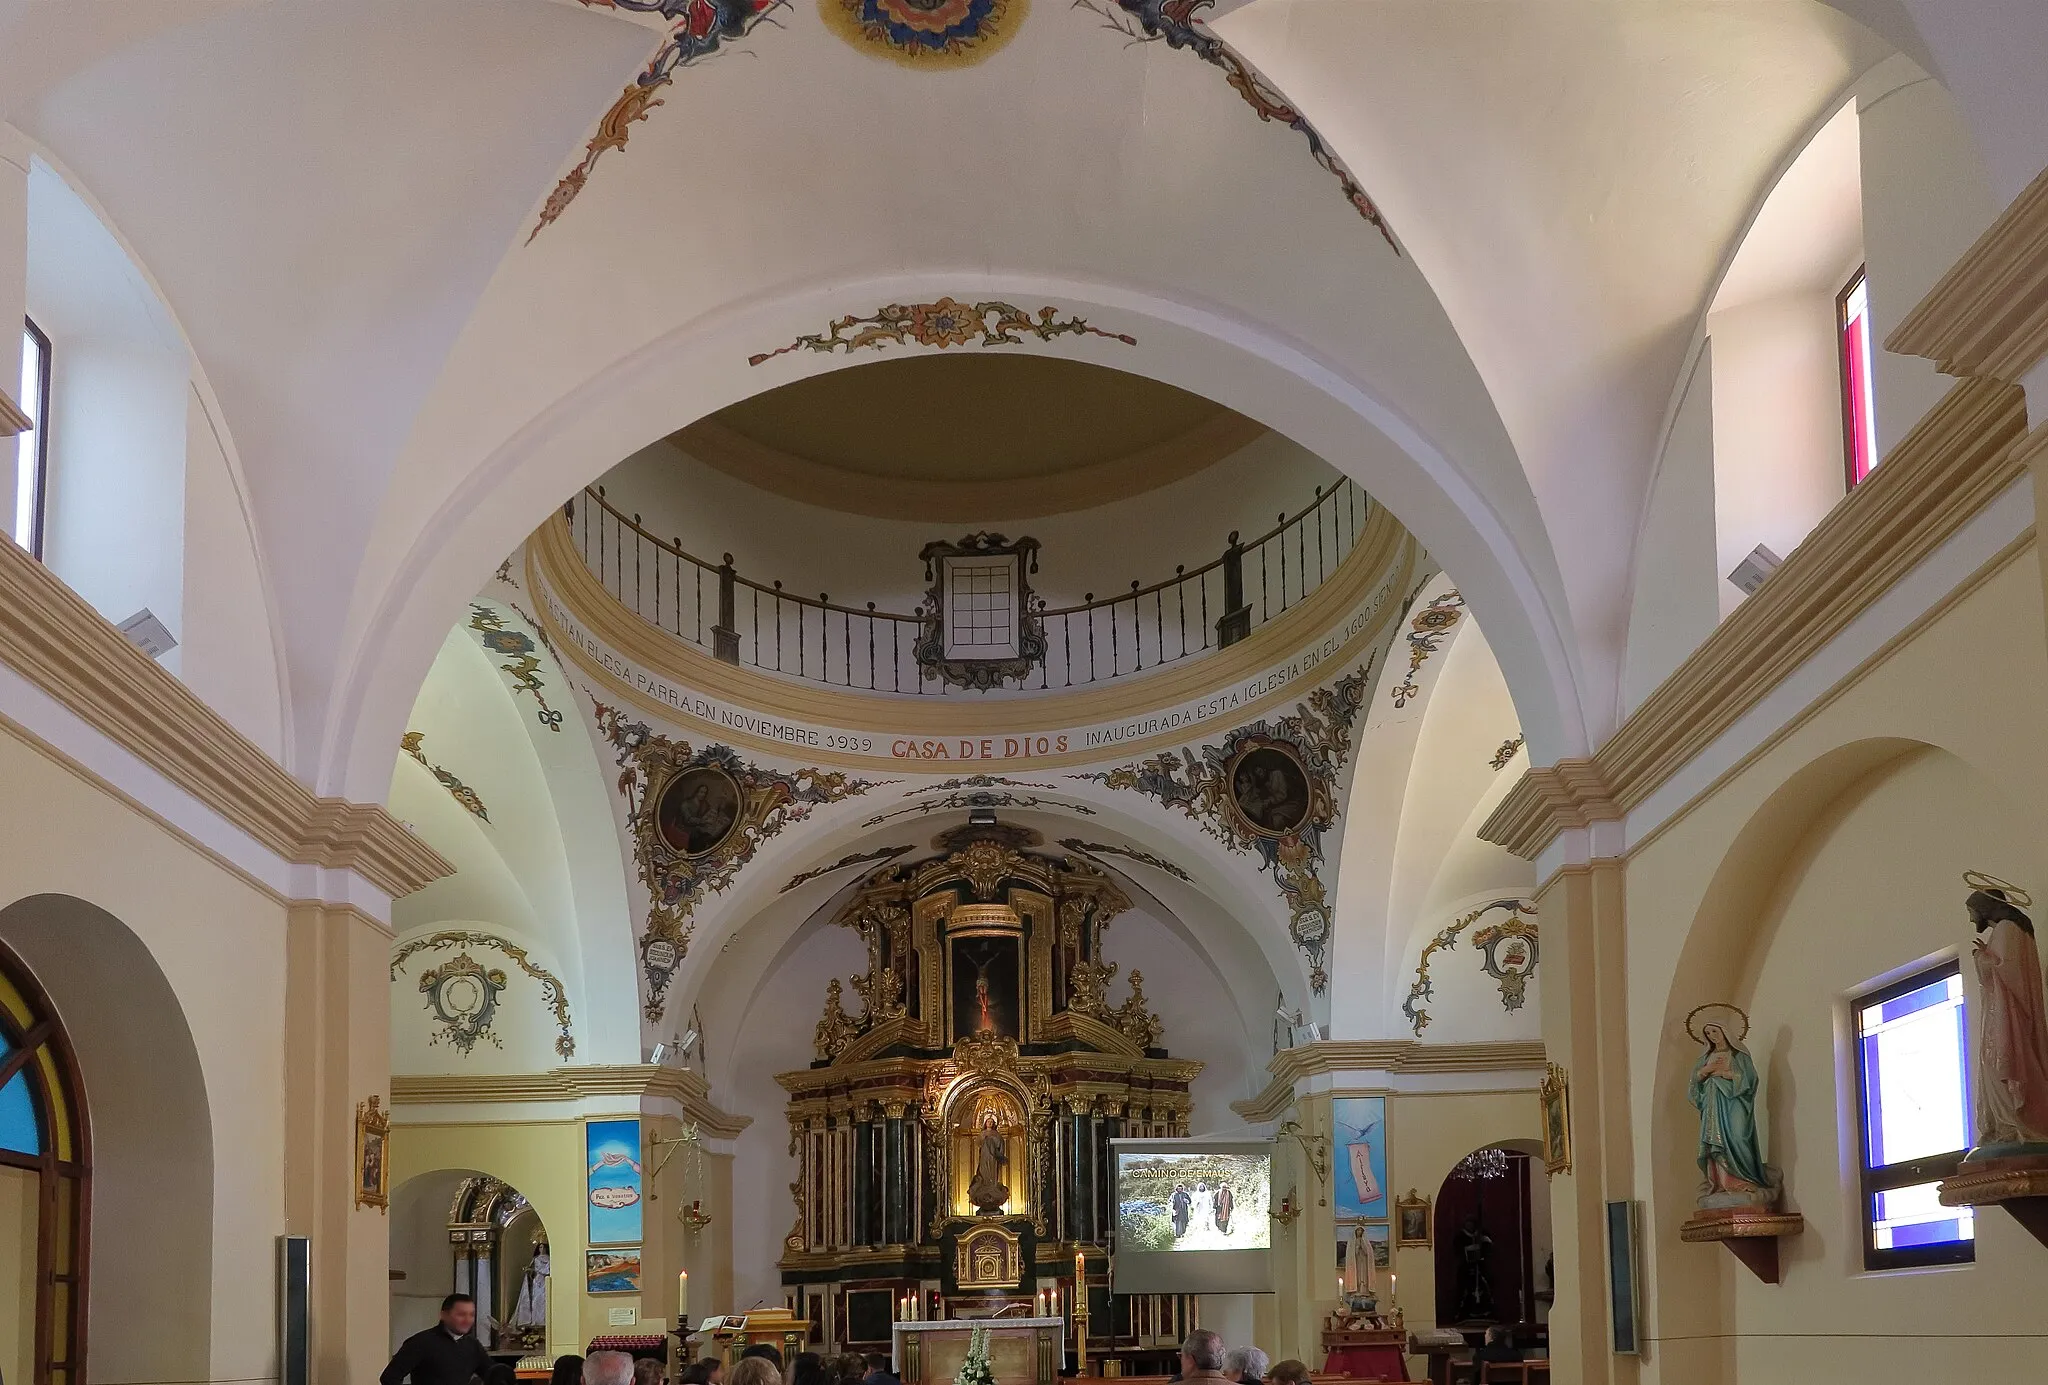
[1854,960,1973,1270]
[15,317,50,557]
[1838,268,1878,489]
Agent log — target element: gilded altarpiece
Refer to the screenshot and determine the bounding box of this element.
[779,823,1202,1357]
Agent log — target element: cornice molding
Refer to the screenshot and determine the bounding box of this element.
[0,535,452,897]
[390,1065,752,1138]
[678,411,1270,523]
[1888,164,2048,383]
[1230,1039,1548,1122]
[1481,376,2028,861]
[0,388,27,437]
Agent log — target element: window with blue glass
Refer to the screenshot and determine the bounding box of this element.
[1854,960,1973,1269]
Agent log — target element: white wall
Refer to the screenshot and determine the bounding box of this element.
[598,429,1345,615]
[1857,66,1998,461]
[1706,292,1848,618]
[1623,347,1718,715]
[25,156,191,662]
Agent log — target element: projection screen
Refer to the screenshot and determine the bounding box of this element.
[1110,1137,1274,1294]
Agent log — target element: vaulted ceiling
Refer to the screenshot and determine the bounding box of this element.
[2,0,2040,802]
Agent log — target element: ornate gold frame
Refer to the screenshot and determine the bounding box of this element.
[1220,736,1316,840]
[1394,1189,1433,1247]
[355,1094,391,1212]
[1539,1062,1572,1177]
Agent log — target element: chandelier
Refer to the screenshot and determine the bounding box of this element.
[1450,1147,1512,1182]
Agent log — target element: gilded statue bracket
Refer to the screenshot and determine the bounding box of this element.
[1678,1209,1806,1284]
[1939,1157,2048,1252]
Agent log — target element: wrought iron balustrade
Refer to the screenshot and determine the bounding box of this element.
[565,477,1368,695]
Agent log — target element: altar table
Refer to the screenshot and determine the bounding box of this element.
[894,1317,1065,1385]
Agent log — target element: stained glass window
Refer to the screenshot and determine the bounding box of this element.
[14,318,49,556]
[0,1068,38,1155]
[1855,962,1973,1268]
[1839,270,1878,488]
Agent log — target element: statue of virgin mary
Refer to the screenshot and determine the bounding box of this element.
[1687,1004,1779,1209]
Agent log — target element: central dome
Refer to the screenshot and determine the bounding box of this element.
[675,355,1264,521]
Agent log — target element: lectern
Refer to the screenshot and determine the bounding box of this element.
[893,1318,1063,1385]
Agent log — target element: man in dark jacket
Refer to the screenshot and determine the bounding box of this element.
[382,1294,493,1385]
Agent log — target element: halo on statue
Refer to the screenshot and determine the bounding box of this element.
[1684,1001,1750,1046]
[1964,869,2033,908]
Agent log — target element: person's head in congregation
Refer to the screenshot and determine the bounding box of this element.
[1180,1330,1228,1381]
[585,1353,637,1385]
[739,1345,784,1372]
[789,1350,829,1385]
[1224,1346,1268,1384]
[635,1357,667,1385]
[1266,1361,1310,1385]
[726,1356,783,1385]
[550,1356,585,1385]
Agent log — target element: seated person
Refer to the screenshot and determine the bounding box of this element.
[1266,1361,1311,1385]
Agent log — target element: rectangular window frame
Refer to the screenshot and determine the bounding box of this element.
[1837,267,1879,492]
[1852,957,1974,1272]
[16,316,51,559]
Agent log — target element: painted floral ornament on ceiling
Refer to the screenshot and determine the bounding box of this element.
[821,0,1025,67]
[390,929,577,1059]
[1074,0,1396,251]
[529,0,790,243]
[748,299,1136,366]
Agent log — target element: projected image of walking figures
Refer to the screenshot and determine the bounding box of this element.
[1116,1151,1271,1251]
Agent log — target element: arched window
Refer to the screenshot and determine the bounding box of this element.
[0,938,88,1385]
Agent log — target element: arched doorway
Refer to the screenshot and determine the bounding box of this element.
[0,937,88,1385]
[1432,1140,1547,1337]
[391,1169,553,1359]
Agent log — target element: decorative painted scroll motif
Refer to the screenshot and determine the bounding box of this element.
[467,604,564,731]
[1489,735,1525,771]
[529,0,789,243]
[1389,589,1465,708]
[782,845,916,893]
[391,929,577,1059]
[594,699,876,1020]
[821,0,1026,67]
[1472,913,1538,1012]
[401,731,491,822]
[1057,839,1193,883]
[1084,660,1374,991]
[1072,0,1396,251]
[860,787,1094,828]
[1400,898,1532,1037]
[748,299,1137,366]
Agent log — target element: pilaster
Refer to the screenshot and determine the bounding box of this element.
[1535,860,1636,1385]
[285,901,395,1385]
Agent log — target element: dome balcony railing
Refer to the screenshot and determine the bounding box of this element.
[565,478,1368,695]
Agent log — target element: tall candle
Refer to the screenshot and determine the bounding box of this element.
[679,1270,689,1322]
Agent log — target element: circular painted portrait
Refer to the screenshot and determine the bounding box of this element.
[656,765,742,857]
[1228,743,1312,837]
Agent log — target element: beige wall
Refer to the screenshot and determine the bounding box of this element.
[1610,542,2048,1383]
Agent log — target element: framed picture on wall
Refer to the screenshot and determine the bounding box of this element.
[1332,1096,1389,1219]
[587,1247,643,1295]
[1395,1190,1433,1247]
[354,1095,390,1212]
[1539,1063,1572,1176]
[1606,1200,1641,1355]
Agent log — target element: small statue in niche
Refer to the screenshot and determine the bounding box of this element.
[1963,874,2048,1154]
[1685,1003,1781,1209]
[968,1111,1010,1214]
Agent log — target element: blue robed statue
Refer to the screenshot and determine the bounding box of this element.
[1686,1004,1780,1209]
